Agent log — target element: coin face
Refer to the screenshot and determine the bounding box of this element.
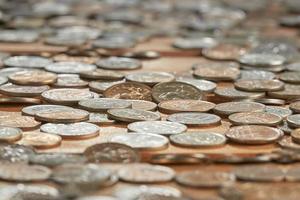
[176,77,217,92]
[125,99,157,111]
[167,112,221,127]
[239,70,276,80]
[45,61,96,74]
[202,43,246,61]
[96,57,142,70]
[214,87,265,100]
[128,121,187,135]
[214,102,265,115]
[104,82,152,101]
[80,69,124,81]
[118,163,175,183]
[89,80,125,93]
[79,98,131,112]
[35,108,89,123]
[152,82,202,103]
[225,125,283,144]
[238,53,286,67]
[40,122,99,139]
[0,127,22,142]
[228,112,282,126]
[0,83,49,97]
[234,79,284,92]
[22,104,72,116]
[88,113,115,125]
[265,106,292,118]
[159,100,215,114]
[54,74,88,88]
[0,112,41,131]
[268,84,300,100]
[29,153,86,167]
[4,56,52,68]
[107,108,160,122]
[84,143,140,163]
[287,114,300,128]
[8,70,57,86]
[125,72,175,86]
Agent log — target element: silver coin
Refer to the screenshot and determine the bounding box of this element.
[93,38,135,49]
[4,56,52,68]
[54,74,88,88]
[176,77,217,92]
[173,37,218,49]
[96,57,142,70]
[22,104,72,116]
[45,61,96,74]
[286,62,300,72]
[0,67,27,78]
[125,100,157,111]
[265,106,292,118]
[0,83,50,97]
[128,121,187,135]
[57,26,101,40]
[126,72,175,86]
[89,80,125,93]
[214,87,265,100]
[45,35,87,46]
[79,98,132,112]
[0,76,7,86]
[0,127,22,142]
[287,114,300,128]
[239,70,276,80]
[214,102,265,115]
[29,153,86,167]
[239,53,286,67]
[0,30,39,43]
[107,108,161,122]
[0,144,36,163]
[88,113,115,125]
[167,112,221,126]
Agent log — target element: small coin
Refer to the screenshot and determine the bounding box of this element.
[88,113,115,125]
[239,70,276,80]
[268,84,300,100]
[80,69,124,81]
[79,98,131,112]
[214,102,265,115]
[279,72,300,84]
[291,129,300,144]
[238,53,286,67]
[225,125,283,144]
[8,70,57,86]
[278,136,300,150]
[104,82,152,101]
[35,108,89,123]
[214,87,265,100]
[45,61,96,74]
[202,43,246,61]
[234,79,284,92]
[96,57,142,70]
[176,77,217,92]
[175,171,235,188]
[89,80,125,93]
[125,99,157,111]
[125,72,175,86]
[289,101,300,113]
[265,106,292,118]
[108,108,160,122]
[159,99,215,114]
[170,132,226,148]
[0,112,41,131]
[0,127,22,142]
[118,163,175,183]
[128,121,187,135]
[0,83,49,97]
[254,98,286,106]
[22,104,72,116]
[4,56,52,69]
[228,112,282,126]
[40,122,99,139]
[287,114,300,128]
[152,82,202,103]
[167,112,221,127]
[29,153,86,167]
[84,143,140,163]
[54,74,88,88]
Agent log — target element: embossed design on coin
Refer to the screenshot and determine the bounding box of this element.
[214,102,265,115]
[89,80,125,93]
[228,112,282,126]
[107,108,160,122]
[167,112,221,127]
[159,100,215,114]
[176,77,217,92]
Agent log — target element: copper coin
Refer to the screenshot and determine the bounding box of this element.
[125,99,157,111]
[159,99,215,114]
[45,61,96,74]
[128,121,187,135]
[278,136,300,150]
[228,112,282,126]
[0,111,41,131]
[202,43,246,61]
[104,82,152,101]
[80,69,124,81]
[0,83,49,97]
[96,57,142,70]
[167,112,221,127]
[0,127,22,142]
[289,101,300,113]
[125,72,175,86]
[214,87,265,100]
[268,84,300,100]
[265,106,292,118]
[279,72,300,84]
[54,74,88,88]
[287,114,300,128]
[234,79,284,92]
[108,108,160,122]
[89,80,125,93]
[35,108,89,123]
[225,125,283,144]
[152,82,202,103]
[79,98,131,112]
[214,102,265,115]
[8,70,57,86]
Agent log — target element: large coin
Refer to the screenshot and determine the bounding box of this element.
[79,98,131,112]
[128,121,187,135]
[268,84,300,100]
[29,153,86,167]
[4,56,52,69]
[234,79,284,92]
[176,77,217,93]
[213,102,265,115]
[158,100,215,114]
[0,83,49,97]
[80,69,124,81]
[202,43,246,61]
[125,72,175,86]
[35,108,89,123]
[54,74,88,88]
[17,131,62,149]
[22,104,72,116]
[214,87,265,100]
[228,112,282,126]
[45,61,96,74]
[0,127,22,142]
[96,57,142,70]
[89,80,125,93]
[152,82,202,103]
[107,108,160,122]
[287,114,300,128]
[167,112,221,127]
[225,125,283,144]
[238,53,286,67]
[8,70,57,86]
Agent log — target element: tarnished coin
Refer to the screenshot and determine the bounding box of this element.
[42,88,94,105]
[0,143,36,163]
[167,112,221,127]
[118,163,175,183]
[287,114,300,128]
[214,87,265,100]
[152,82,202,103]
[291,129,300,144]
[0,112,41,131]
[234,79,284,92]
[17,131,62,149]
[175,171,235,188]
[125,100,157,111]
[269,84,300,100]
[88,113,115,125]
[22,104,72,116]
[228,112,282,126]
[0,127,22,142]
[80,69,124,81]
[29,153,86,167]
[202,43,246,61]
[290,101,300,113]
[176,77,217,93]
[89,80,125,93]
[45,61,96,74]
[0,83,49,97]
[239,70,276,80]
[4,56,52,69]
[170,132,226,148]
[279,72,300,84]
[238,53,286,67]
[173,37,218,49]
[214,102,265,115]
[54,74,88,88]
[40,122,99,139]
[96,57,142,70]
[84,143,140,163]
[265,106,292,118]
[225,125,283,144]
[104,82,152,101]
[108,108,160,122]
[159,100,215,114]
[233,165,285,182]
[35,108,89,123]
[79,98,131,112]
[278,136,300,151]
[110,133,168,150]
[8,70,57,86]
[125,72,175,86]
[128,121,187,135]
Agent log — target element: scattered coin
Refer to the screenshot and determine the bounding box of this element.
[0,83,49,97]
[88,113,115,125]
[126,72,175,86]
[289,101,300,113]
[54,74,89,88]
[176,77,217,93]
[128,121,187,135]
[202,43,246,61]
[167,112,221,127]
[214,102,265,115]
[22,104,72,116]
[79,98,131,112]
[89,80,125,93]
[35,108,89,123]
[234,79,284,92]
[0,112,41,131]
[80,69,124,81]
[214,87,265,100]
[228,112,282,126]
[0,143,36,163]
[29,153,86,167]
[287,114,300,128]
[125,100,157,111]
[268,84,300,100]
[238,53,286,67]
[8,70,57,86]
[96,57,142,70]
[107,108,160,122]
[45,61,96,74]
[0,127,22,142]
[4,56,52,69]
[278,136,300,151]
[265,106,292,118]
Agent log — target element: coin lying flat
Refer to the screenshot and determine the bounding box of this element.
[107,108,160,122]
[254,98,286,106]
[89,80,125,93]
[234,79,284,92]
[268,84,300,100]
[202,43,246,61]
[238,53,286,67]
[29,153,86,167]
[287,114,300,128]
[0,127,22,142]
[289,101,300,113]
[279,72,300,84]
[125,100,157,111]
[0,83,49,97]
[40,122,99,139]
[170,132,226,148]
[96,57,142,70]
[152,82,202,103]
[167,112,221,127]
[54,74,88,88]
[84,143,140,163]
[225,125,283,144]
[291,129,300,144]
[128,121,187,135]
[45,61,96,74]
[8,70,57,86]
[22,104,72,116]
[265,106,292,118]
[79,98,131,112]
[80,69,124,81]
[17,131,62,149]
[214,102,265,116]
[278,136,300,151]
[0,112,41,131]
[239,70,276,80]
[4,56,52,69]
[176,77,217,93]
[125,72,175,86]
[88,113,115,125]
[228,112,282,126]
[285,167,300,182]
[173,37,218,49]
[35,108,89,123]
[158,100,215,114]
[0,97,41,105]
[214,87,265,100]
[118,163,175,183]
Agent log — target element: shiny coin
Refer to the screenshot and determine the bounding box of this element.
[22,104,72,116]
[88,113,115,125]
[29,153,86,167]
[202,43,246,61]
[0,112,41,131]
[234,79,284,92]
[254,98,286,106]
[152,82,202,103]
[278,136,300,150]
[35,108,89,123]
[45,61,96,74]
[4,56,52,69]
[80,69,124,81]
[104,82,152,101]
[54,74,88,88]
[125,100,157,111]
[0,127,22,142]
[108,108,160,122]
[291,129,300,144]
[0,97,41,105]
[89,80,125,93]
[214,102,265,116]
[286,62,300,71]
[265,106,292,118]
[96,57,142,70]
[170,132,226,148]
[110,133,168,150]
[84,143,140,163]
[79,98,131,112]
[287,114,300,128]
[159,100,215,114]
[167,112,221,127]
[173,37,218,49]
[8,70,57,86]
[0,30,39,43]
[268,84,300,100]
[175,171,235,188]
[238,53,286,67]
[279,72,300,83]
[125,72,175,86]
[128,121,187,135]
[214,87,265,100]
[239,70,276,80]
[225,125,283,144]
[118,163,175,183]
[290,101,300,113]
[228,112,282,126]
[176,77,217,93]
[0,83,49,97]
[40,122,99,139]
[0,143,35,163]
[0,76,7,85]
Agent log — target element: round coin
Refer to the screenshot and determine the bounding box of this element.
[80,69,124,81]
[214,102,265,116]
[54,74,88,88]
[287,114,300,128]
[265,106,292,118]
[176,77,217,93]
[0,127,22,142]
[289,101,300,113]
[291,129,300,144]
[279,72,300,84]
[107,108,160,122]
[4,56,52,69]
[234,79,284,92]
[202,43,246,61]
[45,61,96,74]
[0,112,41,131]
[125,72,175,86]
[268,84,300,100]
[167,112,221,127]
[128,121,187,135]
[238,53,286,67]
[228,112,282,126]
[22,104,72,116]
[79,98,131,112]
[96,57,142,70]
[0,83,49,97]
[159,100,215,114]
[8,70,57,86]
[35,108,89,123]
[214,87,265,100]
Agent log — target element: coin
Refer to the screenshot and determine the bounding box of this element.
[29,153,86,167]
[278,120,293,134]
[79,98,131,112]
[202,43,246,61]
[0,30,39,43]
[4,56,52,69]
[0,83,49,97]
[225,125,283,144]
[125,72,175,86]
[289,101,300,113]
[40,122,99,139]
[8,70,57,86]
[287,114,300,128]
[0,127,22,142]
[88,113,115,125]
[234,79,284,92]
[291,129,300,144]
[128,121,187,135]
[93,38,135,49]
[0,76,7,86]
[0,67,26,78]
[278,136,300,151]
[110,133,169,150]
[214,87,265,100]
[175,171,235,188]
[35,108,89,123]
[170,132,226,148]
[167,112,221,127]
[228,112,282,126]
[89,80,125,93]
[104,82,152,101]
[152,82,202,103]
[173,37,218,49]
[118,163,175,183]
[0,143,36,163]
[0,97,41,104]
[80,69,124,81]
[254,98,286,106]
[45,61,96,74]
[238,53,286,67]
[279,72,300,83]
[22,104,72,116]
[268,84,300,100]
[176,77,217,93]
[54,74,88,88]
[56,26,101,40]
[108,108,160,122]
[76,196,118,200]
[159,100,215,114]
[286,62,300,72]
[265,106,292,118]
[96,57,142,70]
[0,112,41,131]
[125,100,157,111]
[84,143,140,163]
[239,70,276,80]
[214,102,265,115]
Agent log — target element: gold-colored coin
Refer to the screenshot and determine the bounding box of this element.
[8,70,57,85]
